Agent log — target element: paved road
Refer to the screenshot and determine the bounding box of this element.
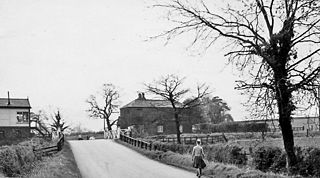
[69,139,197,178]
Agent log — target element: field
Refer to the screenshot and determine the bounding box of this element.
[235,136,320,153]
[149,131,320,151]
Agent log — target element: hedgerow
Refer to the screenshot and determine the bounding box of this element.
[0,138,50,177]
[252,145,320,177]
[152,141,247,165]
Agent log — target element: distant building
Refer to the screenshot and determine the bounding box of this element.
[264,117,320,132]
[0,93,31,139]
[118,93,197,136]
[193,117,320,133]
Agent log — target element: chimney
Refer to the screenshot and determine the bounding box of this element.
[137,93,146,100]
[7,91,10,105]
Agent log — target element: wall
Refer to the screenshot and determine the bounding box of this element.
[0,126,31,139]
[0,108,29,127]
[119,107,195,135]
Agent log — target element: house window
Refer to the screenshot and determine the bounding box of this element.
[179,125,183,133]
[16,112,29,123]
[157,125,163,133]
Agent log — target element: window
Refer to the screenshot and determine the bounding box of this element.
[16,112,29,123]
[157,125,163,133]
[179,125,183,133]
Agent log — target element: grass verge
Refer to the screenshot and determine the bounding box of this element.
[115,139,288,178]
[23,141,81,178]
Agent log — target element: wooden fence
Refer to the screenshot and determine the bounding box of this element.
[33,135,65,155]
[119,132,227,152]
[120,133,153,151]
[159,134,228,144]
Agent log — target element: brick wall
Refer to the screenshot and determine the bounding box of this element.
[0,126,31,139]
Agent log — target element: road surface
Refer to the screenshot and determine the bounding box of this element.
[69,139,197,178]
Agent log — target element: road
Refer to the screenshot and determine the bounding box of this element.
[69,139,197,178]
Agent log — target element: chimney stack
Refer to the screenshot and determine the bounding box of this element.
[137,93,146,100]
[7,91,10,105]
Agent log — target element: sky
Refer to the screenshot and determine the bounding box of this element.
[0,0,249,131]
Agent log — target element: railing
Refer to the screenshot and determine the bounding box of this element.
[33,135,64,155]
[159,134,228,144]
[30,119,51,138]
[120,133,153,151]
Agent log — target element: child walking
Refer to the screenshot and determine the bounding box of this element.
[192,139,206,177]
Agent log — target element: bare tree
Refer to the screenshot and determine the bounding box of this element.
[86,83,119,131]
[145,74,210,143]
[154,0,320,170]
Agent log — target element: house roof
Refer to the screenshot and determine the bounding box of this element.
[0,98,31,108]
[121,93,182,109]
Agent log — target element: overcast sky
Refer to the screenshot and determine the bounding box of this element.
[0,0,249,131]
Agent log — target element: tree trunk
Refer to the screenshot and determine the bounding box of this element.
[174,112,181,144]
[107,119,112,131]
[275,71,297,171]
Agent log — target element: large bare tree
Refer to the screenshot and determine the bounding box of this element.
[86,83,119,131]
[154,0,320,170]
[145,74,210,143]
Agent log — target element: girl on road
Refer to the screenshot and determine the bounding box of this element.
[192,139,206,177]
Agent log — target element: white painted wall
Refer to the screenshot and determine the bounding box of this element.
[0,108,29,127]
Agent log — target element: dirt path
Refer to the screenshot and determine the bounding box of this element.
[69,139,197,178]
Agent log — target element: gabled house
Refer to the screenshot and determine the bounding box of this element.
[0,93,31,139]
[118,93,197,136]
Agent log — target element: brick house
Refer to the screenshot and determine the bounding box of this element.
[118,93,196,136]
[0,94,31,139]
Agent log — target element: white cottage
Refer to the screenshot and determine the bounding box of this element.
[0,94,31,139]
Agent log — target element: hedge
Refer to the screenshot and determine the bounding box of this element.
[0,138,50,177]
[152,141,247,165]
[197,122,268,133]
[252,146,320,177]
[0,145,36,176]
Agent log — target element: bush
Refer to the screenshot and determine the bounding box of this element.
[252,145,282,172]
[153,141,247,165]
[293,147,320,177]
[203,143,247,165]
[0,145,36,177]
[253,145,320,177]
[0,137,50,177]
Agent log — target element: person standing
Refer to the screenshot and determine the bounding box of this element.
[192,139,206,177]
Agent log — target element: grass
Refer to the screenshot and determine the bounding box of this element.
[115,139,287,178]
[23,141,81,178]
[234,136,320,154]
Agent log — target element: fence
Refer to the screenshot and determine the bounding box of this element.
[119,132,227,152]
[159,134,228,144]
[120,133,153,151]
[33,134,65,155]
